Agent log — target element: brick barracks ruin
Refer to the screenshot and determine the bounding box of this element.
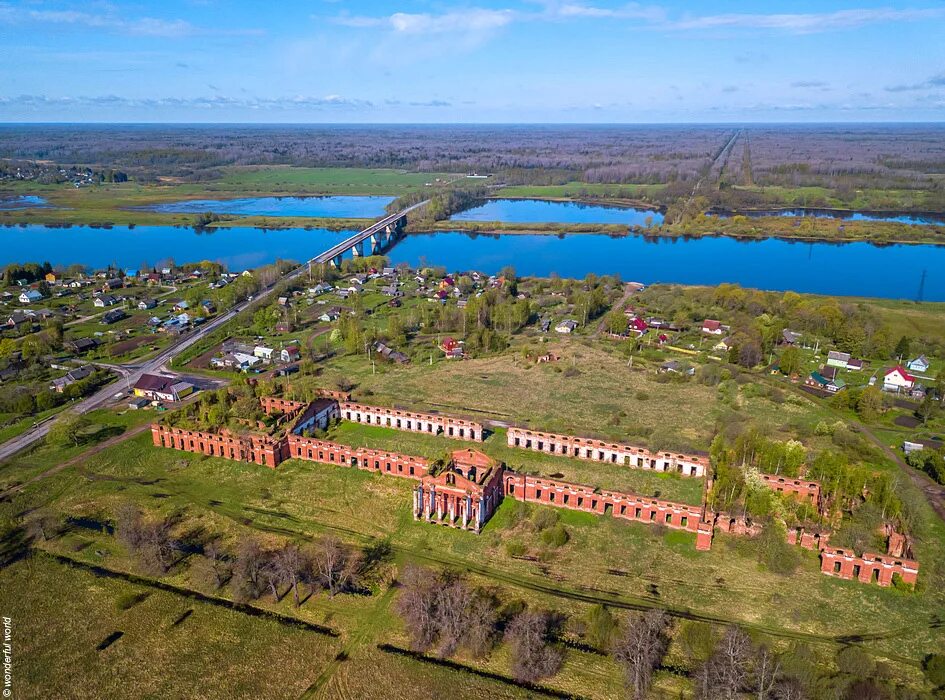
[151,395,919,588]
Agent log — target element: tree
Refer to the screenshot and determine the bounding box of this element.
[893,335,910,360]
[232,536,266,601]
[753,644,782,700]
[695,627,753,700]
[275,544,308,608]
[47,411,92,447]
[924,653,945,690]
[612,609,671,700]
[856,386,883,422]
[396,564,440,651]
[114,503,176,575]
[584,604,618,652]
[505,610,563,683]
[191,539,230,591]
[311,535,360,597]
[778,347,802,376]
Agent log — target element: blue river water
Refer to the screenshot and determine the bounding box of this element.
[388,231,945,301]
[3,223,945,300]
[451,198,663,226]
[0,224,351,272]
[0,195,51,210]
[717,208,945,226]
[149,195,395,218]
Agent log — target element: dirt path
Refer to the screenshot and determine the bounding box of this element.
[0,422,151,499]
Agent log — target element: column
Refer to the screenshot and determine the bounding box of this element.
[463,495,471,529]
[427,486,435,521]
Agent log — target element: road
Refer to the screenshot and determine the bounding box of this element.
[0,203,426,463]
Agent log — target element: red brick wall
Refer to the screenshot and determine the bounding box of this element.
[506,426,706,477]
[502,472,702,532]
[340,401,484,441]
[286,434,430,479]
[820,547,918,587]
[259,396,307,416]
[151,424,282,468]
[758,473,821,505]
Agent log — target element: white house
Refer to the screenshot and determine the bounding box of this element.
[18,290,43,303]
[555,320,577,334]
[907,355,930,373]
[254,346,275,362]
[883,366,916,393]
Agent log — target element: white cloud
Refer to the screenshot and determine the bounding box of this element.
[333,3,944,38]
[0,3,259,37]
[665,8,944,33]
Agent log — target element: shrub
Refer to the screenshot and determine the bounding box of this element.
[531,508,559,531]
[923,653,945,688]
[540,524,569,548]
[506,541,527,557]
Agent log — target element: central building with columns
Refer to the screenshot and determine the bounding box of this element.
[413,449,505,531]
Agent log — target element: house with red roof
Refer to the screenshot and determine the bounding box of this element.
[702,319,725,335]
[882,366,915,393]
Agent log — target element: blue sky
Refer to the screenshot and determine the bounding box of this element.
[1,0,943,122]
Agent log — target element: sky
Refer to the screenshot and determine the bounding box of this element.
[1,0,943,123]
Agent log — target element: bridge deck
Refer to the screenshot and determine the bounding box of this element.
[309,200,428,265]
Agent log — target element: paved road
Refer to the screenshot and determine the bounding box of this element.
[0,204,426,463]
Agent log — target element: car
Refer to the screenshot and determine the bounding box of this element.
[113,392,125,399]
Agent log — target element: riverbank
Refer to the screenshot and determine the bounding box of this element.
[423,216,945,246]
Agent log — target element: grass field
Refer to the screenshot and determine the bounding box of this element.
[4,554,341,700]
[323,422,706,505]
[5,427,942,680]
[320,343,722,452]
[496,182,665,202]
[0,166,453,229]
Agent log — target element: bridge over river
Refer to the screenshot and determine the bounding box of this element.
[309,199,428,268]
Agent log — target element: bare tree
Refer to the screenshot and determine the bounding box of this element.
[191,539,230,591]
[114,503,175,575]
[754,644,783,700]
[396,564,440,652]
[772,676,808,700]
[231,536,266,601]
[612,609,671,700]
[696,627,754,700]
[261,552,283,602]
[462,591,499,659]
[115,502,144,552]
[136,517,177,575]
[25,510,61,542]
[505,610,564,684]
[275,544,308,607]
[311,536,359,597]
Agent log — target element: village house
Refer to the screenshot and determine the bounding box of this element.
[826,351,851,368]
[137,298,157,310]
[94,294,118,308]
[66,337,98,354]
[806,370,846,393]
[280,346,301,363]
[133,373,194,402]
[101,309,126,324]
[49,365,95,393]
[6,311,32,331]
[441,336,463,358]
[211,353,260,371]
[319,308,341,323]
[173,300,190,312]
[882,366,915,393]
[555,319,578,334]
[103,277,123,291]
[701,319,725,335]
[907,355,930,373]
[659,360,694,376]
[374,341,409,364]
[253,346,275,362]
[18,289,43,304]
[781,329,802,345]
